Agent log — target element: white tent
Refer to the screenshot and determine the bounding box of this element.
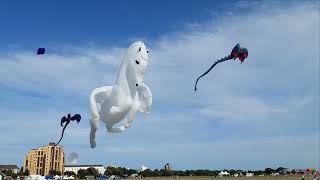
[218,171,230,177]
[246,173,254,177]
[108,175,116,180]
[26,175,46,180]
[63,175,75,180]
[130,174,138,178]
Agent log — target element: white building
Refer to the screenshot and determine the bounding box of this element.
[64,165,105,175]
[0,165,19,174]
[25,175,46,180]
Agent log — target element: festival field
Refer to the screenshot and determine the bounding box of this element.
[140,176,312,180]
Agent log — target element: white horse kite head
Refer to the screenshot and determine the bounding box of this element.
[117,41,149,97]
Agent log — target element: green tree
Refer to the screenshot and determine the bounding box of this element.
[112,167,122,176]
[12,173,18,179]
[18,167,24,176]
[229,169,236,176]
[104,168,113,176]
[158,169,172,176]
[126,168,137,176]
[139,169,155,177]
[77,169,88,179]
[4,169,13,176]
[49,170,61,176]
[264,168,275,175]
[276,167,286,172]
[64,171,76,177]
[24,169,30,176]
[253,170,264,175]
[87,168,99,177]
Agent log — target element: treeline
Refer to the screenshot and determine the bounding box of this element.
[65,167,138,179]
[1,168,30,179]
[139,167,295,177]
[2,166,293,178]
[63,166,292,178]
[114,167,292,177]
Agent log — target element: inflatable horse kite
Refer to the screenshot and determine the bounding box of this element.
[90,41,152,148]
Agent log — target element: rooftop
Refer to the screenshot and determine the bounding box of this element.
[0,165,19,169]
[65,165,104,167]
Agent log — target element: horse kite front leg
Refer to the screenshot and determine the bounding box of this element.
[125,83,152,128]
[90,86,112,148]
[124,99,139,128]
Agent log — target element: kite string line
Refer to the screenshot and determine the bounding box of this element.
[194,55,233,91]
[51,122,69,174]
[55,123,69,146]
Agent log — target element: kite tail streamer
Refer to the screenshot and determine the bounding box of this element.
[55,122,69,146]
[50,123,69,174]
[50,114,80,175]
[194,55,233,91]
[55,123,69,146]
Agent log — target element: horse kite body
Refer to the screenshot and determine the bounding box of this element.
[89,41,152,148]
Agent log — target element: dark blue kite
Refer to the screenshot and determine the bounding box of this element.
[55,113,81,146]
[37,48,45,55]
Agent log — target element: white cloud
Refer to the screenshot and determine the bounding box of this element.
[199,96,289,123]
[103,146,145,153]
[146,2,319,126]
[0,48,125,97]
[145,133,320,170]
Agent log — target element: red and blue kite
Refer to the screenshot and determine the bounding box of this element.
[194,43,248,91]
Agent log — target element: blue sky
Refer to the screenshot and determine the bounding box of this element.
[0,0,229,49]
[0,0,319,170]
